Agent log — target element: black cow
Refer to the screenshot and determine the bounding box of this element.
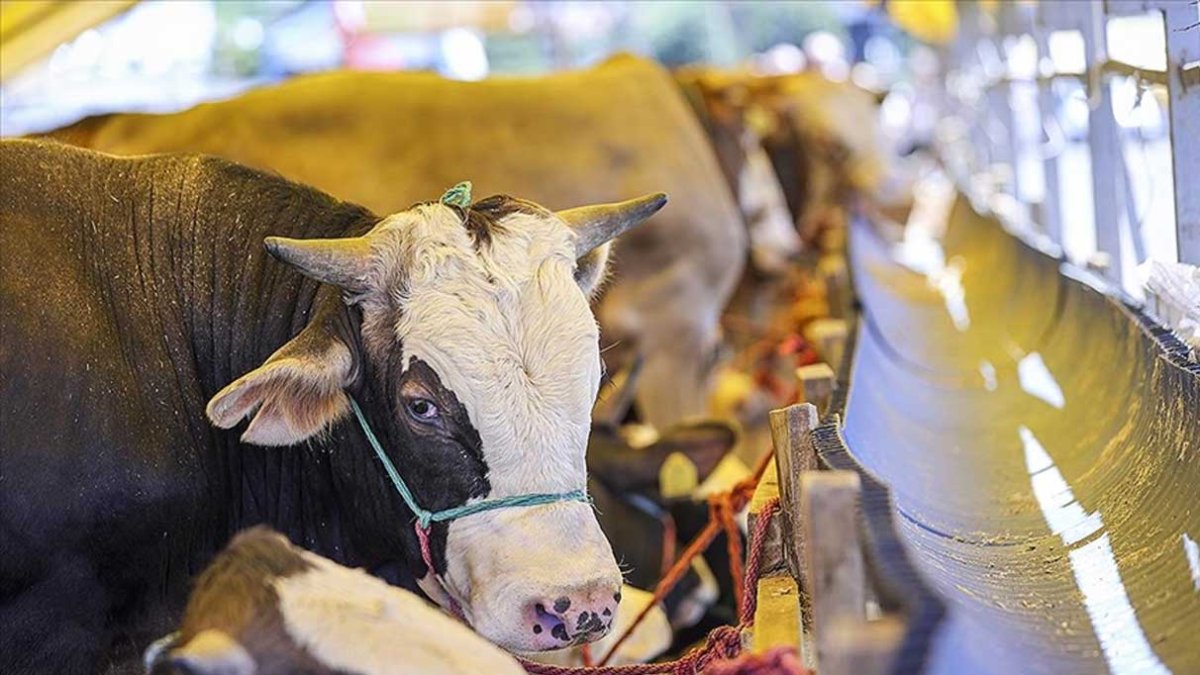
[0,139,665,671]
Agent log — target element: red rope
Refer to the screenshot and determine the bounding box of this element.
[660,511,678,579]
[415,520,466,620]
[520,452,803,675]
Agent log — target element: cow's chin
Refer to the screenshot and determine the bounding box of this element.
[431,504,624,652]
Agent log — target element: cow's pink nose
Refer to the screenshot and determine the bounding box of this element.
[525,586,621,649]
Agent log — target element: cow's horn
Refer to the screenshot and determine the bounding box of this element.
[264,236,374,291]
[558,193,668,256]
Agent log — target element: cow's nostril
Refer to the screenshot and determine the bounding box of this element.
[527,587,619,647]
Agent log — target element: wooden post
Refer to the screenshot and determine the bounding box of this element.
[748,458,787,577]
[752,574,803,656]
[802,470,865,673]
[819,255,852,320]
[768,403,820,597]
[804,318,849,369]
[796,363,836,416]
[747,460,803,657]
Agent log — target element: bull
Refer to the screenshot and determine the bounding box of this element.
[0,139,664,671]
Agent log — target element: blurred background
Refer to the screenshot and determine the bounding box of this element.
[0,0,1183,296]
[0,0,908,135]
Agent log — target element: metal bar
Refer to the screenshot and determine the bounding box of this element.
[1162,2,1200,263]
[1121,143,1149,264]
[1033,10,1064,243]
[1080,0,1127,281]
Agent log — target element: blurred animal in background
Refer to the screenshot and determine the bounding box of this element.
[677,68,902,454]
[745,71,916,244]
[1,139,665,670]
[677,69,915,251]
[676,67,803,277]
[45,54,746,431]
[145,527,527,675]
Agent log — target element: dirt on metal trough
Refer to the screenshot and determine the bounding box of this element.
[842,195,1200,674]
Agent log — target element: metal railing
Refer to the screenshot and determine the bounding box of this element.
[943,0,1199,285]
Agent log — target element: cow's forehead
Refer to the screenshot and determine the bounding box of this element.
[377,203,599,487]
[373,201,575,290]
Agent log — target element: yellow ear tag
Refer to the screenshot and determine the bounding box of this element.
[659,452,699,499]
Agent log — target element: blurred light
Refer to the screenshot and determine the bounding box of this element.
[803,31,848,81]
[1048,30,1085,75]
[48,44,72,75]
[441,28,488,81]
[1005,34,1037,81]
[850,62,881,91]
[880,85,913,131]
[508,4,535,34]
[757,43,806,75]
[234,18,265,51]
[863,35,900,74]
[333,0,367,32]
[1107,15,1167,72]
[72,29,105,69]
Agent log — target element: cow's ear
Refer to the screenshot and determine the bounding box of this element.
[575,241,612,298]
[161,630,254,675]
[206,320,355,446]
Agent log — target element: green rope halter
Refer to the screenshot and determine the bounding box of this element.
[347,397,589,530]
[439,181,473,208]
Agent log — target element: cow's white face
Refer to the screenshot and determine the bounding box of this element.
[361,202,622,649]
[208,193,665,652]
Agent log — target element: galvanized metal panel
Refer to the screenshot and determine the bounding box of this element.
[1078,1,1127,280]
[1162,2,1200,264]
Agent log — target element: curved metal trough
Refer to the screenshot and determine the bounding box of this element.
[840,195,1200,674]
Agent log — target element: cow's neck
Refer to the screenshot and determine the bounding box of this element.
[212,295,424,591]
[160,161,409,577]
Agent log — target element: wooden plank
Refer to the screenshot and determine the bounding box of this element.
[802,470,865,671]
[752,574,803,656]
[748,458,787,577]
[768,404,820,599]
[819,255,852,320]
[803,319,848,369]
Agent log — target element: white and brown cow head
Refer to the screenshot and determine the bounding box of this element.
[205,192,666,651]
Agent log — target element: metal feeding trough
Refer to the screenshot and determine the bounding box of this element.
[841,195,1200,674]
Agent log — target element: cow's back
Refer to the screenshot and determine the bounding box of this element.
[58,57,745,426]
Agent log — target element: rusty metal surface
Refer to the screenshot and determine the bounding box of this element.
[842,197,1200,674]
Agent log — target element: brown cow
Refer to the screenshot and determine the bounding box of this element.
[47,55,745,429]
[679,69,914,248]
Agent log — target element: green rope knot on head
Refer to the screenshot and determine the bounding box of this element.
[347,397,590,532]
[439,181,473,209]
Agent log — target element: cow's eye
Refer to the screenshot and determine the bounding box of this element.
[406,398,440,422]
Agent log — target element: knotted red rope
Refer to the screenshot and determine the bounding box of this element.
[520,449,805,675]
